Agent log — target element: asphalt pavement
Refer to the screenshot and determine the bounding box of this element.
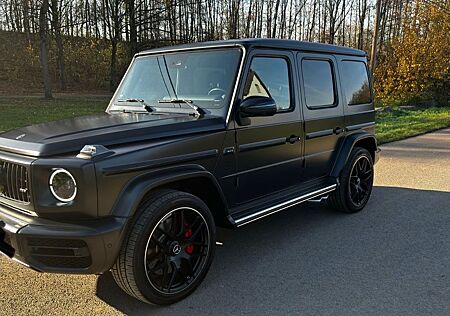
[1,128,449,315]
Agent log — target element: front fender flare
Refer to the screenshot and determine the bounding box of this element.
[110,164,228,219]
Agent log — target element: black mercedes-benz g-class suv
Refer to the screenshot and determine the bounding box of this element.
[0,39,379,305]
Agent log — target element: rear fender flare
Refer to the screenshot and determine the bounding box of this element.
[330,132,377,179]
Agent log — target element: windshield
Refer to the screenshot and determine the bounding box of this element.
[110,48,242,116]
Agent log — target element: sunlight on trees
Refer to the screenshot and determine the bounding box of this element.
[0,0,448,105]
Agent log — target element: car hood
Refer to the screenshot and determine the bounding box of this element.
[0,112,225,157]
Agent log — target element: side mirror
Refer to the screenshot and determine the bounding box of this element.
[240,96,277,117]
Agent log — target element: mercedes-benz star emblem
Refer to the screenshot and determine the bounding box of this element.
[173,244,181,255]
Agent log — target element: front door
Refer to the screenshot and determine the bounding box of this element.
[234,50,304,205]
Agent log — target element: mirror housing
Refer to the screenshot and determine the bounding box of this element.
[240,96,277,117]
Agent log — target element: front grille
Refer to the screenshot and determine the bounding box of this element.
[0,160,31,203]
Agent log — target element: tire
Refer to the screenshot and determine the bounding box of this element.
[328,147,374,213]
[112,189,216,305]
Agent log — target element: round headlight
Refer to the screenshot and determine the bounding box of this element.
[49,169,77,202]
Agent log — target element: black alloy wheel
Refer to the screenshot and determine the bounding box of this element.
[112,190,216,305]
[328,147,374,213]
[144,207,210,295]
[348,155,373,207]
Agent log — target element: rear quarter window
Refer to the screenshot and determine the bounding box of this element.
[341,61,372,105]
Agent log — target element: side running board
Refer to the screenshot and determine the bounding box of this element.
[231,184,337,227]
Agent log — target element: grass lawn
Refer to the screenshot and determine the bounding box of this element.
[376,106,450,144]
[0,96,449,144]
[0,96,108,132]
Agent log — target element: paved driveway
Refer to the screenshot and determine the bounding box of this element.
[1,129,449,315]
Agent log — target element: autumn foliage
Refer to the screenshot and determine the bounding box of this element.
[375,2,450,105]
[0,0,448,106]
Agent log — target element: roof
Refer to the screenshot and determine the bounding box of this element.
[137,38,366,57]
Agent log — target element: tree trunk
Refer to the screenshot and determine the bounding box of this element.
[110,39,118,92]
[51,0,66,91]
[370,0,382,83]
[127,0,137,57]
[39,0,53,99]
[272,0,281,37]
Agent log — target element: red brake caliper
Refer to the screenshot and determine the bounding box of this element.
[184,228,194,254]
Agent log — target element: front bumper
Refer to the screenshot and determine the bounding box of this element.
[0,203,127,274]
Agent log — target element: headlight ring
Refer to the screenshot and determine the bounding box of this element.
[49,169,77,203]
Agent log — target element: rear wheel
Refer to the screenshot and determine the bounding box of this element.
[112,190,216,305]
[328,147,374,213]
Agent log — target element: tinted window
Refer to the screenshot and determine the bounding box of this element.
[113,49,242,113]
[302,59,335,108]
[243,57,291,111]
[341,61,371,105]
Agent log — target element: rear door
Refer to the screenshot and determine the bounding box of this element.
[297,53,345,180]
[234,49,304,205]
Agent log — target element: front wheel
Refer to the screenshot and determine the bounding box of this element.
[328,147,374,213]
[112,190,216,305]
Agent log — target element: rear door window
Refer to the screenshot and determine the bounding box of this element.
[301,59,336,108]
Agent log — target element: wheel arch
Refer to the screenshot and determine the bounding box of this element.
[331,132,378,179]
[110,164,233,228]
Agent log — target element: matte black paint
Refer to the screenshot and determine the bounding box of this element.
[0,113,225,157]
[0,39,378,274]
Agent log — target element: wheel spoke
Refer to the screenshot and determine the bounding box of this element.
[187,216,201,231]
[358,190,365,203]
[156,226,176,240]
[151,235,166,248]
[167,262,178,291]
[350,188,358,201]
[360,171,372,181]
[189,221,205,241]
[148,257,166,273]
[178,209,186,236]
[160,260,170,290]
[146,250,164,262]
[360,159,367,172]
[360,182,369,192]
[356,160,362,173]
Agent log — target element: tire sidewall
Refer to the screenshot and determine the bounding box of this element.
[131,192,216,305]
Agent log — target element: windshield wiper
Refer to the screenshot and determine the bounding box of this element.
[117,98,153,113]
[158,99,205,117]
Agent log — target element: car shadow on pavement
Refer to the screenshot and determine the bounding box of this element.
[96,186,450,316]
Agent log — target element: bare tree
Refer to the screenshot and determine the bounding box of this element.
[39,0,53,99]
[50,0,66,90]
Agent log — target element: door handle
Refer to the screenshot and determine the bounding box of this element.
[286,135,300,144]
[333,127,344,135]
